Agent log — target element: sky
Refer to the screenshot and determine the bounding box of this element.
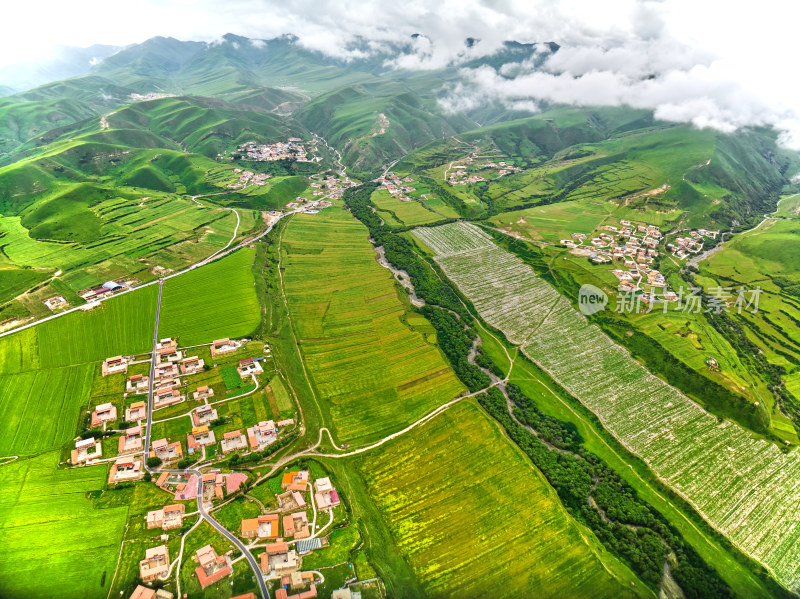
[3,0,800,146]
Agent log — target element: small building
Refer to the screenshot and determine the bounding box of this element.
[221,429,248,454]
[118,426,144,455]
[43,295,68,311]
[154,376,181,391]
[154,363,180,380]
[240,514,279,539]
[147,503,186,530]
[125,401,147,422]
[238,357,263,379]
[102,356,128,377]
[139,545,170,582]
[153,387,184,409]
[277,418,295,428]
[282,511,310,540]
[108,456,144,485]
[260,540,299,576]
[91,402,118,427]
[281,470,309,492]
[192,385,214,401]
[277,490,306,512]
[151,438,183,462]
[126,374,150,394]
[70,437,102,464]
[194,544,232,589]
[314,477,341,510]
[180,356,205,375]
[129,585,175,599]
[187,427,216,454]
[192,404,218,427]
[155,338,178,354]
[246,420,276,450]
[210,338,241,356]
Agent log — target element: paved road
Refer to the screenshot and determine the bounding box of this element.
[142,280,270,599]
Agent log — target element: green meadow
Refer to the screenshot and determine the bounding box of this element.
[281,207,464,445]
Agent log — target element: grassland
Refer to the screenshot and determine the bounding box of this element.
[0,452,128,598]
[159,248,262,346]
[370,188,450,227]
[350,400,649,598]
[281,207,464,445]
[416,221,800,592]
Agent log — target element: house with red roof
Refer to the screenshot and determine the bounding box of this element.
[194,544,232,589]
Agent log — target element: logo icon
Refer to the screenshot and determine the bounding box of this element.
[578,284,607,315]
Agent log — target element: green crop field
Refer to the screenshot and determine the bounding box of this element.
[281,207,465,445]
[0,452,128,598]
[0,364,93,456]
[353,400,649,598]
[370,188,446,227]
[159,247,261,345]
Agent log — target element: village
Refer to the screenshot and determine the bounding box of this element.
[446,159,521,185]
[375,172,417,201]
[561,219,721,303]
[64,330,375,599]
[227,139,318,163]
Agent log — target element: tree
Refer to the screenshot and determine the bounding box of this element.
[146,457,163,469]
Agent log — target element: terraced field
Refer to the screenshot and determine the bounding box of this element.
[281,207,464,445]
[159,247,261,345]
[354,400,649,598]
[414,221,800,592]
[0,364,93,456]
[0,451,128,598]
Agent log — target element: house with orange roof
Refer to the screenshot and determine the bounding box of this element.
[154,362,180,380]
[153,387,184,409]
[246,420,276,450]
[260,540,299,576]
[102,355,128,376]
[126,374,150,394]
[118,426,144,455]
[154,376,181,391]
[192,404,218,426]
[125,401,147,422]
[91,402,117,427]
[282,512,310,540]
[147,503,186,530]
[281,470,309,492]
[187,426,216,454]
[210,338,241,356]
[156,338,178,354]
[128,585,174,599]
[240,514,279,539]
[180,356,205,375]
[139,544,170,582]
[108,455,144,485]
[221,429,248,454]
[194,544,232,589]
[192,385,214,401]
[230,594,256,599]
[151,438,183,462]
[70,437,102,464]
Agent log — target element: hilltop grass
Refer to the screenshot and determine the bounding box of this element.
[280,207,465,445]
[0,364,94,456]
[159,247,261,346]
[0,452,128,599]
[348,400,650,598]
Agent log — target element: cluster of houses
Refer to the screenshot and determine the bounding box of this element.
[668,228,718,260]
[78,279,132,302]
[376,172,417,201]
[234,139,312,162]
[154,469,247,501]
[42,295,68,311]
[151,337,193,409]
[308,173,357,200]
[447,160,520,185]
[561,219,679,301]
[130,92,175,102]
[228,169,271,189]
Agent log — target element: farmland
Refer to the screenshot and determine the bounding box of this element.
[415,221,800,593]
[351,400,650,598]
[281,207,464,445]
[159,247,262,345]
[0,451,128,598]
[0,364,93,456]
